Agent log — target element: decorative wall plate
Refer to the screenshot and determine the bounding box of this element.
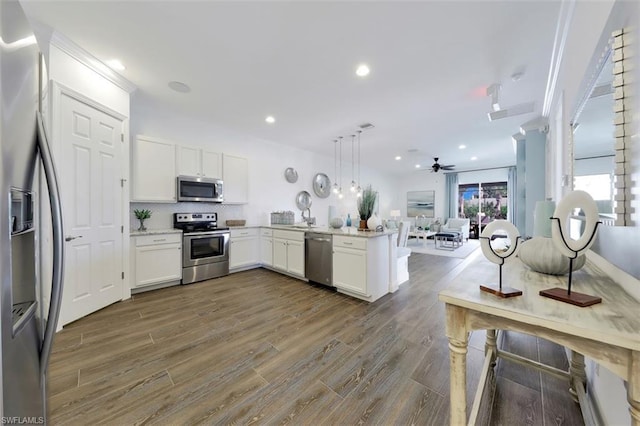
[284,167,298,183]
[295,191,312,211]
[312,173,331,198]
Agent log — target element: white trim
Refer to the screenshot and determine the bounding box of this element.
[50,31,137,94]
[542,0,576,117]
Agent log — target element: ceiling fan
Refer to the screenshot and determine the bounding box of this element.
[430,158,455,172]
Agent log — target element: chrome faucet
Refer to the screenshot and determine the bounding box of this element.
[302,208,316,226]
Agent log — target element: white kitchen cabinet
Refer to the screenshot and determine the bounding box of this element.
[132,233,182,291]
[177,145,222,179]
[272,230,305,278]
[333,235,389,302]
[132,135,177,202]
[259,228,273,266]
[222,154,248,204]
[229,228,259,271]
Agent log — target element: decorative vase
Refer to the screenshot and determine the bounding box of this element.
[518,236,586,275]
[138,219,147,232]
[330,217,344,229]
[367,213,381,230]
[346,213,352,227]
[359,219,367,230]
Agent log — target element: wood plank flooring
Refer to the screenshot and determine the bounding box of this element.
[48,252,585,425]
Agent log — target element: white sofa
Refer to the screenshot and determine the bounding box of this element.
[442,218,470,241]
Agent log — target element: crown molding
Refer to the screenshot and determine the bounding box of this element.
[542,0,575,117]
[50,31,137,94]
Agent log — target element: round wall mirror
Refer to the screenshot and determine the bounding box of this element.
[284,167,298,183]
[312,173,331,198]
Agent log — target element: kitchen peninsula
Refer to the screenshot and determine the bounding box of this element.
[232,225,399,303]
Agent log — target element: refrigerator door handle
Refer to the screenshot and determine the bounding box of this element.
[36,111,65,376]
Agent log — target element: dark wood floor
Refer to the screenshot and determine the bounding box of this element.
[48,252,584,425]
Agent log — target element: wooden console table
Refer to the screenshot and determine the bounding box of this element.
[439,256,640,425]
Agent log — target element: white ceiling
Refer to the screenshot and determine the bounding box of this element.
[22,1,562,176]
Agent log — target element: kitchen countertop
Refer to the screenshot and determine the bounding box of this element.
[229,225,397,239]
[130,228,182,237]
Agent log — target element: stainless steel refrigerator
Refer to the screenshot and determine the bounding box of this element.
[1,0,64,420]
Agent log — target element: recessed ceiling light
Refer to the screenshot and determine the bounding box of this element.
[105,59,125,71]
[356,64,370,77]
[265,116,275,124]
[168,81,191,93]
[415,164,421,169]
[458,144,466,149]
[395,156,401,161]
[471,156,478,161]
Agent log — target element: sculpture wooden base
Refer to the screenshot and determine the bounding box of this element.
[539,287,602,307]
[480,284,522,298]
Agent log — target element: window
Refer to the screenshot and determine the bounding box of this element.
[459,181,508,237]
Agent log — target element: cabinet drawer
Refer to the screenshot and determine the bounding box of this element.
[273,230,304,242]
[136,233,181,247]
[231,228,258,238]
[333,236,367,250]
[260,228,273,237]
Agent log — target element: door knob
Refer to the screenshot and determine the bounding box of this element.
[65,235,83,242]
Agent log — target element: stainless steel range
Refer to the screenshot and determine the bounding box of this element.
[174,213,230,284]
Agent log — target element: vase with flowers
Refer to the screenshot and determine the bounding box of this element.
[134,209,152,231]
[357,185,378,230]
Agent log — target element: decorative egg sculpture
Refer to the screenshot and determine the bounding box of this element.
[518,236,586,275]
[330,217,344,229]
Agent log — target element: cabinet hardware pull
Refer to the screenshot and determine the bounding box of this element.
[153,239,166,242]
[343,242,353,245]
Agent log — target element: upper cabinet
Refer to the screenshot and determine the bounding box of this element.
[131,135,248,204]
[222,154,248,204]
[177,145,222,179]
[132,135,177,202]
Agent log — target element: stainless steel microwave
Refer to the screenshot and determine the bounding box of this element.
[177,175,223,202]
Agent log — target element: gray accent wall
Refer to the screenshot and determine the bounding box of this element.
[516,130,546,237]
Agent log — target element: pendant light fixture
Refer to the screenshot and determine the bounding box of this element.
[332,139,339,194]
[338,136,344,198]
[350,134,357,192]
[356,130,363,197]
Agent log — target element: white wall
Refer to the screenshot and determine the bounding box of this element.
[396,172,446,219]
[130,94,400,228]
[548,0,639,424]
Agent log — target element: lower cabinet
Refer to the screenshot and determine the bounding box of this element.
[272,230,305,278]
[333,235,389,302]
[132,233,182,290]
[229,228,259,270]
[259,228,273,267]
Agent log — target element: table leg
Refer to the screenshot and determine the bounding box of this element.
[569,351,586,403]
[446,305,468,425]
[629,351,640,425]
[485,329,498,367]
[449,337,468,425]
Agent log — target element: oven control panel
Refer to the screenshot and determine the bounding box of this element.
[175,213,217,222]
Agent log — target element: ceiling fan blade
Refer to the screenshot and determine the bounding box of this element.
[487,102,535,121]
[441,164,455,169]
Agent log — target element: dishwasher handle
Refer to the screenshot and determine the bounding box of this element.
[305,235,331,243]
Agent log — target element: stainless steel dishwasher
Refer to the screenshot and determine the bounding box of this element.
[305,232,333,287]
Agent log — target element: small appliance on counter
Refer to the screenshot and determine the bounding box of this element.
[173,213,230,284]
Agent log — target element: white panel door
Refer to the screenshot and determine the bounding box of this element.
[59,93,124,325]
[286,240,305,277]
